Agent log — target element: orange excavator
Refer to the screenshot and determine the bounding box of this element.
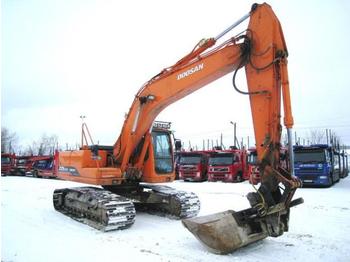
[54,3,303,253]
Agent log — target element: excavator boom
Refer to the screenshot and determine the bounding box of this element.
[114,39,244,173]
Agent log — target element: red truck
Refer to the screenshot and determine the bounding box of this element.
[1,153,16,176]
[207,149,248,182]
[247,147,289,185]
[178,151,209,182]
[247,148,260,184]
[31,152,58,178]
[14,156,35,176]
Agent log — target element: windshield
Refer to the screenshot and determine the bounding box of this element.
[1,157,11,164]
[34,160,52,169]
[152,131,173,174]
[209,153,234,166]
[294,150,326,163]
[180,155,202,165]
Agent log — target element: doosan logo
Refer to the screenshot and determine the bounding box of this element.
[177,63,204,80]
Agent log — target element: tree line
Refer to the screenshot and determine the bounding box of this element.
[183,128,345,151]
[1,127,60,156]
[2,126,346,156]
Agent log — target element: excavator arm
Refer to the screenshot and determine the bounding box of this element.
[180,3,303,253]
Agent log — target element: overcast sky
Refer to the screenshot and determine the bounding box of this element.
[2,0,350,152]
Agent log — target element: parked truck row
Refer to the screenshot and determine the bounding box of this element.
[2,144,348,187]
[1,152,58,178]
[175,144,349,186]
[176,148,251,183]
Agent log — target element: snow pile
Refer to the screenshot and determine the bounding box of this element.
[1,176,350,262]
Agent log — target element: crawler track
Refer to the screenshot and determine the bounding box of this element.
[53,187,136,231]
[134,185,201,218]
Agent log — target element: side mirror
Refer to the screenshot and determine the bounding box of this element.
[175,139,182,151]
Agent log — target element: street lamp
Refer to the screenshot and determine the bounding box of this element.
[230,121,237,148]
[80,115,86,123]
[79,115,88,147]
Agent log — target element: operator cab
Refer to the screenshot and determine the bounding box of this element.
[151,129,173,174]
[139,121,175,183]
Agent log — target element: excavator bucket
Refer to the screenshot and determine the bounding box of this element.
[183,195,304,254]
[182,209,268,254]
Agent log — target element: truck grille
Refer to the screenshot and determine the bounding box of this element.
[298,174,316,180]
[212,174,226,180]
[210,167,229,172]
[295,168,323,175]
[295,167,326,181]
[181,165,197,171]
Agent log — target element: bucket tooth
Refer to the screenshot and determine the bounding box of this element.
[182,210,268,254]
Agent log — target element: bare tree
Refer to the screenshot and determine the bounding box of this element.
[330,131,342,149]
[23,134,59,156]
[25,143,36,156]
[307,129,326,144]
[37,134,59,155]
[1,127,17,153]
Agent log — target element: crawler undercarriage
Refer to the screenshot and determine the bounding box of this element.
[53,183,200,231]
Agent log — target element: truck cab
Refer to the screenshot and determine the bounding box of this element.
[247,148,259,184]
[333,151,341,182]
[15,156,34,176]
[178,151,209,182]
[294,144,340,187]
[1,153,16,176]
[31,153,58,178]
[345,153,349,177]
[339,151,348,178]
[247,147,288,185]
[336,151,344,179]
[207,150,247,182]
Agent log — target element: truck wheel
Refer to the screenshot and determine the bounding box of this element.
[34,170,42,178]
[329,174,334,187]
[236,173,243,182]
[203,172,208,182]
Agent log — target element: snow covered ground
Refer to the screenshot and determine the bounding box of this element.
[1,176,350,262]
